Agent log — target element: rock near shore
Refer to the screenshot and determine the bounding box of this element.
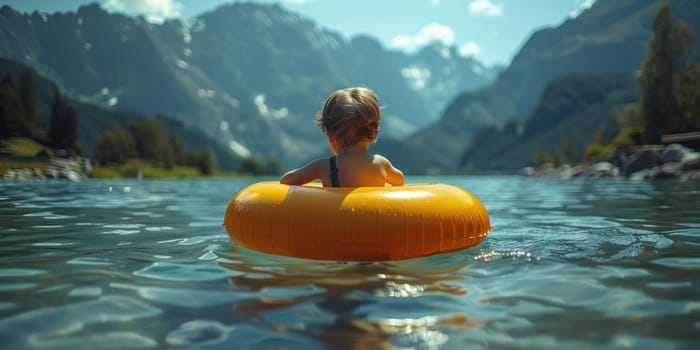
[2,157,91,181]
[522,143,700,180]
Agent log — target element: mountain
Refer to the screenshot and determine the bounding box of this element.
[0,3,497,168]
[0,56,243,170]
[396,42,500,129]
[394,0,700,173]
[461,74,638,171]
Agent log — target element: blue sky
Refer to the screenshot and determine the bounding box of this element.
[1,0,595,66]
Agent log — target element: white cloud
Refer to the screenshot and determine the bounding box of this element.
[103,0,182,24]
[458,41,481,58]
[570,0,596,18]
[391,23,454,51]
[468,0,503,17]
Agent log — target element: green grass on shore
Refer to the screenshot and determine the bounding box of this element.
[2,137,253,179]
[92,159,203,178]
[0,137,52,157]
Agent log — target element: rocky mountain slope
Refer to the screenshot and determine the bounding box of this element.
[461,74,639,171]
[391,0,700,173]
[0,56,242,170]
[0,3,497,167]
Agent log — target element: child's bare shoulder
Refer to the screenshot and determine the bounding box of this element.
[372,154,392,165]
[306,157,330,172]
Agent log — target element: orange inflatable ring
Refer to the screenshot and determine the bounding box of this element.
[224,181,491,261]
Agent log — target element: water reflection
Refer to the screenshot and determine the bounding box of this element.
[217,244,481,349]
[1,177,698,349]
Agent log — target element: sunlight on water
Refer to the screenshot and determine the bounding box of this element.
[0,177,698,349]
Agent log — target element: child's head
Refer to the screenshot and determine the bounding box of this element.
[315,87,381,149]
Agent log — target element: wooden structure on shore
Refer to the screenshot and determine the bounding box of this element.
[661,132,700,150]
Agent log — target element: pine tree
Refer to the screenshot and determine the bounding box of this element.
[638,5,695,143]
[160,139,176,169]
[94,128,120,164]
[47,88,80,154]
[129,118,162,161]
[677,60,700,131]
[47,88,65,149]
[169,137,185,165]
[190,151,215,175]
[19,68,46,142]
[94,126,135,164]
[0,75,27,139]
[63,105,80,155]
[239,157,266,175]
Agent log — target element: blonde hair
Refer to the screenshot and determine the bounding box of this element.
[315,87,381,148]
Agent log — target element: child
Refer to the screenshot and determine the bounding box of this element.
[280,87,404,187]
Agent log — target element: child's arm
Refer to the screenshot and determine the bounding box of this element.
[280,158,325,185]
[377,155,404,186]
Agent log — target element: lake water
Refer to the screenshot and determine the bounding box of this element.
[0,176,698,349]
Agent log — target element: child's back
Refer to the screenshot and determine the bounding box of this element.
[280,87,404,187]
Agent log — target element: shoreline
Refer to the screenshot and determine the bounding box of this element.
[521,143,700,181]
[0,157,246,180]
[4,143,699,181]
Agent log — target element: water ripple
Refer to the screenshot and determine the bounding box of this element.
[111,282,325,308]
[0,296,161,349]
[1,177,698,349]
[133,262,241,282]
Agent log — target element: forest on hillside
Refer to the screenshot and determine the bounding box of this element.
[0,67,224,177]
[461,5,700,171]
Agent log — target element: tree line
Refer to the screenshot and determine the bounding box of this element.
[636,4,700,143]
[580,4,700,162]
[610,6,698,147]
[93,119,215,175]
[0,69,80,154]
[0,68,217,175]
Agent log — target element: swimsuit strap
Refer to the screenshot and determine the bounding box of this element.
[329,156,340,187]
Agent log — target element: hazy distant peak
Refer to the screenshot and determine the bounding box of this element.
[0,1,500,169]
[0,5,21,17]
[77,3,104,15]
